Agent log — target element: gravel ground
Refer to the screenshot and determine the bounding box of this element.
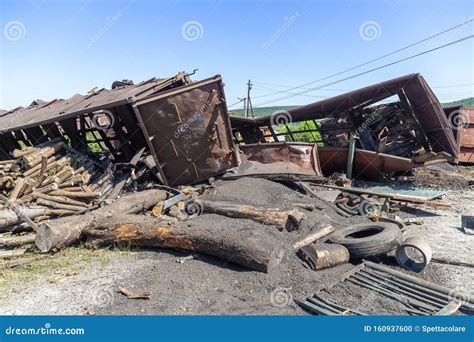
[0,170,472,316]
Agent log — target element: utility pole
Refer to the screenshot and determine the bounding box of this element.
[238,97,247,117]
[246,79,254,118]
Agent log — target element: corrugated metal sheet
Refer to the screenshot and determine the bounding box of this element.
[360,185,448,200]
[0,73,190,132]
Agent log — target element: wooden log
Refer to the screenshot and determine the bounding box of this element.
[60,187,83,192]
[44,209,77,216]
[36,198,84,212]
[35,182,59,194]
[0,233,35,248]
[292,224,335,250]
[9,177,25,201]
[0,194,40,232]
[32,192,89,208]
[23,154,64,177]
[21,177,36,197]
[0,207,46,229]
[35,189,168,253]
[0,222,32,233]
[0,249,26,259]
[82,167,94,185]
[48,189,99,199]
[0,163,20,172]
[197,199,306,231]
[0,176,14,190]
[22,143,64,169]
[297,243,349,271]
[32,156,49,188]
[55,168,74,184]
[89,172,113,192]
[34,215,52,222]
[85,214,284,273]
[58,174,83,187]
[12,147,37,158]
[2,255,47,269]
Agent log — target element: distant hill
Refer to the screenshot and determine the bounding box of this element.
[229,97,474,117]
[442,97,474,108]
[229,106,299,117]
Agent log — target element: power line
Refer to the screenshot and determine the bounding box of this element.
[252,81,474,92]
[255,34,474,106]
[227,98,245,108]
[252,84,328,99]
[433,83,474,89]
[251,18,473,100]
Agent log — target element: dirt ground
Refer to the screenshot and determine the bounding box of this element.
[0,166,472,316]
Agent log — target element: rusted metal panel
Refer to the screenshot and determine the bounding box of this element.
[460,108,474,146]
[230,74,458,158]
[459,106,474,163]
[443,105,474,164]
[235,142,323,181]
[318,147,415,179]
[134,75,239,186]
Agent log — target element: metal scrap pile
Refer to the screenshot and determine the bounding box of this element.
[0,71,472,314]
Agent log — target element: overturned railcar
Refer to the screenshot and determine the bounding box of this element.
[0,73,239,186]
[229,73,460,177]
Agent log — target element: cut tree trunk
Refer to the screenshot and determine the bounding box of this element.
[0,207,46,229]
[0,233,35,248]
[35,189,168,253]
[297,243,349,271]
[197,199,306,231]
[85,213,284,273]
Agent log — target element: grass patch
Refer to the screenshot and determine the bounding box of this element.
[0,245,138,297]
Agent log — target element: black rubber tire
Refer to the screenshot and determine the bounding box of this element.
[329,223,401,259]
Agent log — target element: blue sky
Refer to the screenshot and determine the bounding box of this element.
[0,0,473,110]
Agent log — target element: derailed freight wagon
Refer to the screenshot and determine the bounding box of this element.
[230,74,460,179]
[0,72,239,187]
